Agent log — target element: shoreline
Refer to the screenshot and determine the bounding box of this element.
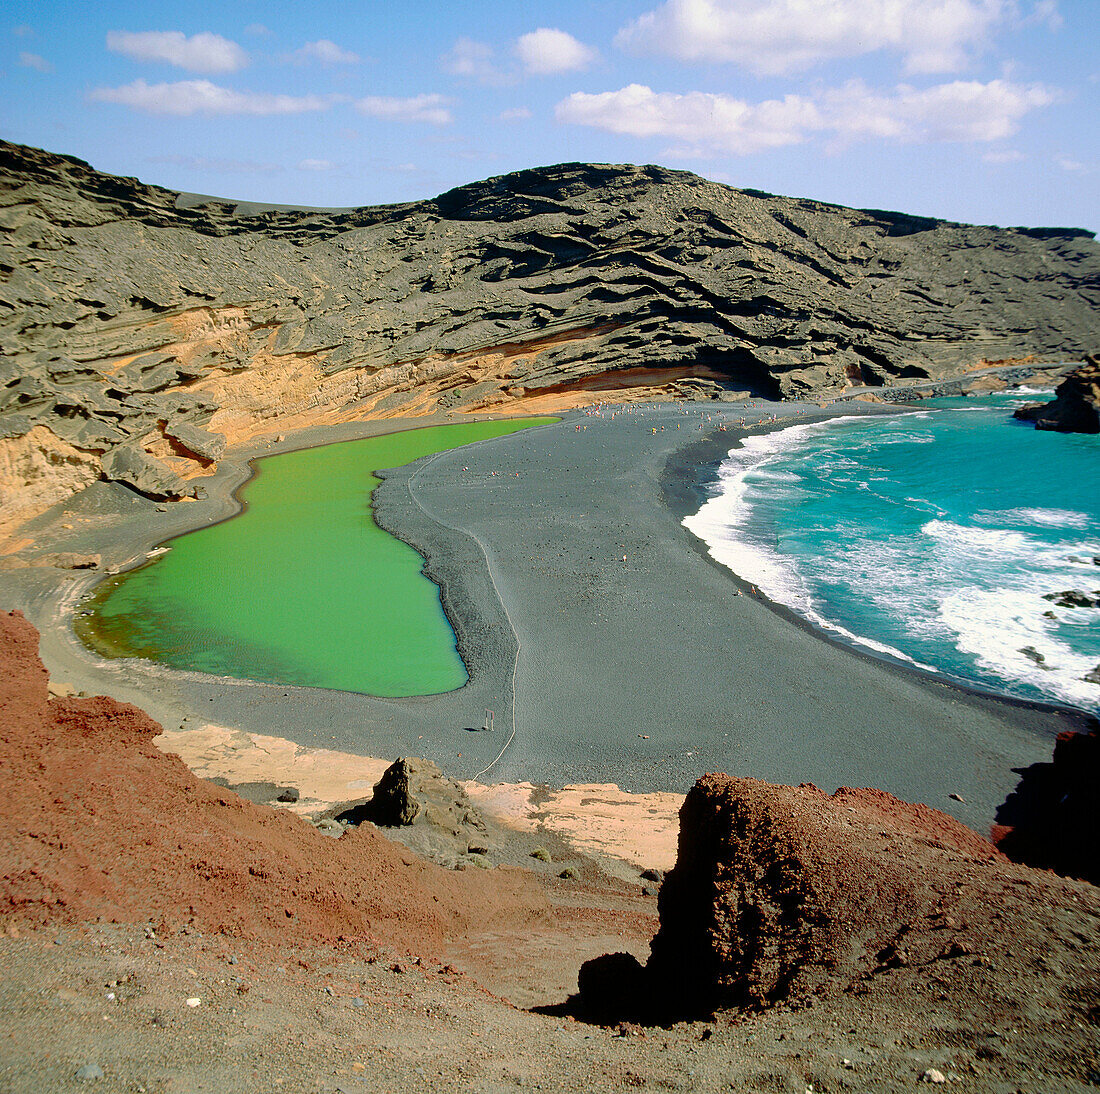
[1,399,1094,840]
[670,411,1100,724]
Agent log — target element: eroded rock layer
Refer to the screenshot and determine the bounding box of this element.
[2,139,1098,532]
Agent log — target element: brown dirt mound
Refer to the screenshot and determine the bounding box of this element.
[0,610,547,953]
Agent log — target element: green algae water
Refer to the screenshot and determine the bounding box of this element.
[79,419,553,696]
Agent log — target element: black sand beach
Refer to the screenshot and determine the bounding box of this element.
[1,401,1091,833]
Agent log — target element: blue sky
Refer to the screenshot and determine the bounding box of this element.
[2,0,1097,230]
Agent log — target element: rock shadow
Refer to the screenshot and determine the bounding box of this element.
[993,725,1100,885]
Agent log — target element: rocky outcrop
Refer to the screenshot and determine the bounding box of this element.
[2,139,1098,532]
[0,425,102,538]
[329,756,493,870]
[994,728,1100,884]
[645,776,1000,1012]
[576,773,1098,1023]
[354,757,422,826]
[1014,355,1100,433]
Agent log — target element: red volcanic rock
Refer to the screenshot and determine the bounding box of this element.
[1014,355,1100,433]
[0,610,546,951]
[643,776,1002,1012]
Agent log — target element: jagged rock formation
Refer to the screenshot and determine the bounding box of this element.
[576,773,1099,1022]
[1014,354,1100,433]
[2,139,1098,533]
[994,727,1100,884]
[326,756,494,870]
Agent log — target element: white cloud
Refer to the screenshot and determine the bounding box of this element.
[106,30,247,74]
[18,51,54,73]
[298,158,335,171]
[1022,0,1063,29]
[499,106,533,122]
[442,37,505,83]
[356,94,452,125]
[11,25,33,38]
[516,28,597,75]
[245,24,272,37]
[615,0,1016,76]
[556,78,1056,155]
[89,79,329,116]
[294,39,360,65]
[820,79,1057,144]
[557,84,816,153]
[1057,156,1087,172]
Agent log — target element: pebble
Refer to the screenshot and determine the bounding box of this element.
[185,997,201,1007]
[921,1068,947,1083]
[75,1064,104,1081]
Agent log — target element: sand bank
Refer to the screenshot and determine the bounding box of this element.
[0,400,1092,838]
[156,721,681,875]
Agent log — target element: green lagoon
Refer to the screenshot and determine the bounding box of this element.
[79,418,553,696]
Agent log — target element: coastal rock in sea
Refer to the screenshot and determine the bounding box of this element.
[1042,589,1100,608]
[994,728,1100,885]
[2,138,1099,536]
[1019,646,1050,668]
[1014,356,1100,433]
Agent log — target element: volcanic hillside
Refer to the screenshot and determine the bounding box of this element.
[1,139,1098,533]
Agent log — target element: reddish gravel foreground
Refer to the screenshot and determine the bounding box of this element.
[0,610,547,953]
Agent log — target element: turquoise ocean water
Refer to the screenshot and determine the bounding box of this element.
[684,390,1100,713]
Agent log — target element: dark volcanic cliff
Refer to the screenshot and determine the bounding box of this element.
[1,139,1098,532]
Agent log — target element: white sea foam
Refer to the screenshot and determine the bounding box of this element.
[978,507,1091,529]
[684,417,938,672]
[922,518,1100,573]
[938,586,1100,708]
[683,408,1100,708]
[864,430,935,445]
